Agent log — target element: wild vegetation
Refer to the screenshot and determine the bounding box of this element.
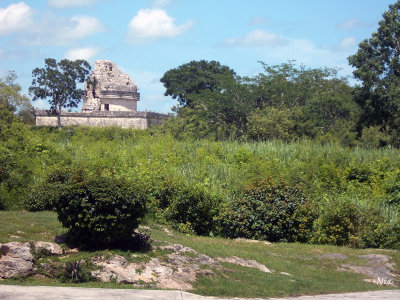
[0,0,400,279]
[0,123,399,250]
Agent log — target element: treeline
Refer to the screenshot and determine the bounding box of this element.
[157,60,388,147]
[158,1,400,147]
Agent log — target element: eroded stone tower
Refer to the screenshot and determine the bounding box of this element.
[82,60,140,112]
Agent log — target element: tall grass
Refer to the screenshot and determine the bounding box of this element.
[24,126,400,222]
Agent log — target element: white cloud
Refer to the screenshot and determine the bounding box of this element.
[63,16,105,40]
[65,47,101,60]
[0,2,33,35]
[222,30,288,47]
[47,0,102,8]
[337,37,357,51]
[127,9,193,43]
[336,18,365,30]
[20,14,105,46]
[0,2,105,45]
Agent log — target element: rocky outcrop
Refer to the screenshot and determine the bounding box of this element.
[91,243,274,290]
[0,241,64,279]
[0,242,34,279]
[339,254,398,286]
[32,241,63,255]
[216,256,272,273]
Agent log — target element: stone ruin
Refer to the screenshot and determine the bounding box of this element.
[35,60,168,129]
[82,60,140,112]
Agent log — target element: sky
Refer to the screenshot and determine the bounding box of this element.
[0,0,396,113]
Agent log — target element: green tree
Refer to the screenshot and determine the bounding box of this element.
[160,60,236,108]
[348,1,400,145]
[29,58,91,129]
[0,71,33,123]
[0,72,33,210]
[249,61,352,108]
[246,106,304,141]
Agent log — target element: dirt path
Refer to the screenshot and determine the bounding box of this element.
[0,285,399,300]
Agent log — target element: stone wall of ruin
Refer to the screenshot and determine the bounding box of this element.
[99,98,137,111]
[35,110,168,129]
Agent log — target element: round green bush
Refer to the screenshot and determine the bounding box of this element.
[151,179,221,235]
[54,176,146,248]
[219,178,315,242]
[24,167,86,212]
[313,198,359,246]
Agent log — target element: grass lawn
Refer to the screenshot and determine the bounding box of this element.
[0,211,399,298]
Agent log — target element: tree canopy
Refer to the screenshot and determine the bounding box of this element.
[29,58,91,129]
[160,60,236,109]
[160,60,357,143]
[348,0,400,145]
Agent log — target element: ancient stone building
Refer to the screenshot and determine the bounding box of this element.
[82,60,140,112]
[35,60,168,129]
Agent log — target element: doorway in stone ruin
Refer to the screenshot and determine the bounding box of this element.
[104,104,110,111]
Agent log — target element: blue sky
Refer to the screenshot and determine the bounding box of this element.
[0,0,395,113]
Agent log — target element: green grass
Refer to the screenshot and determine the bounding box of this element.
[0,211,399,298]
[0,211,65,243]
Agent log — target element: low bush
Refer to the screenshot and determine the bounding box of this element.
[312,198,359,246]
[24,184,58,211]
[219,178,316,242]
[54,176,146,249]
[151,180,221,235]
[24,167,86,211]
[357,206,400,249]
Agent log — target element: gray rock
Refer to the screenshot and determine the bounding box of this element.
[217,256,272,273]
[0,242,34,279]
[33,241,63,255]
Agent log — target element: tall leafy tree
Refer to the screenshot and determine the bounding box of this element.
[29,58,91,129]
[348,1,400,143]
[160,60,236,108]
[0,71,32,135]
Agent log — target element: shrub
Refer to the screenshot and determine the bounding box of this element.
[219,178,316,242]
[358,206,400,249]
[54,176,146,249]
[24,184,58,211]
[313,198,359,246]
[152,180,221,235]
[24,167,86,211]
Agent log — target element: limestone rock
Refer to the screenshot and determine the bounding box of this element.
[339,254,398,286]
[32,241,63,255]
[91,244,275,290]
[0,242,34,279]
[217,256,272,273]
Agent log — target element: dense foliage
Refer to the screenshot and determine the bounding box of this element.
[348,0,400,146]
[151,181,221,235]
[159,61,361,144]
[219,179,315,242]
[5,125,396,249]
[53,171,146,249]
